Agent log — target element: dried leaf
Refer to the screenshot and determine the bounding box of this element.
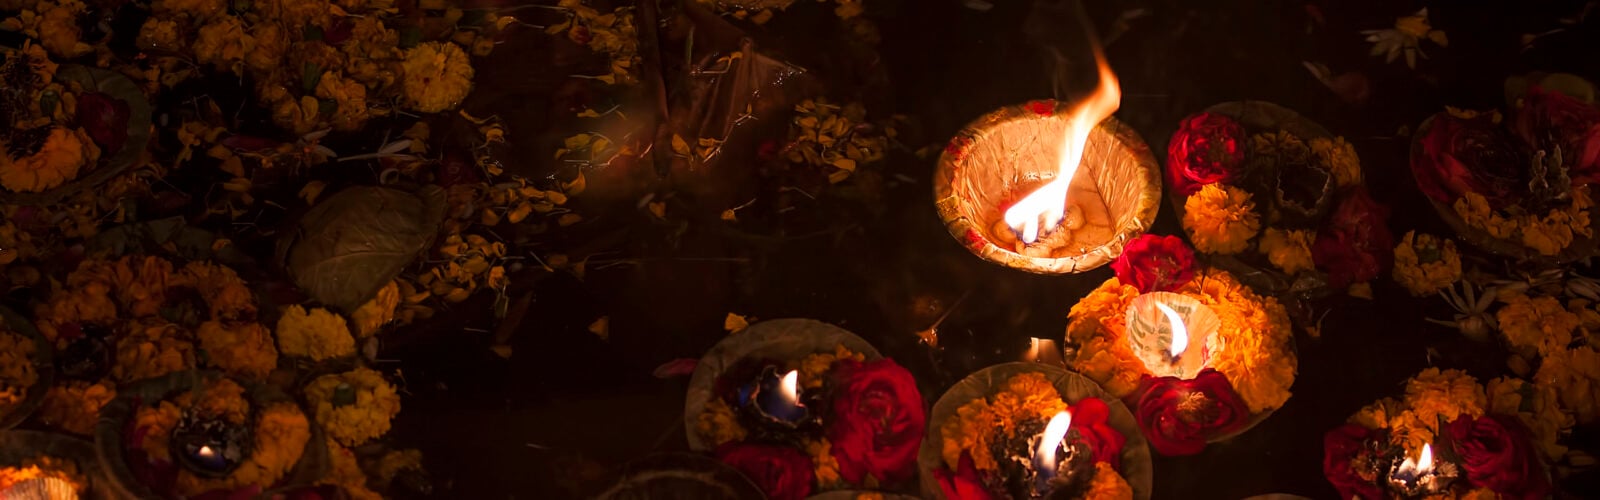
[300,180,328,204]
[647,201,666,218]
[280,186,448,312]
[490,345,513,358]
[588,317,609,340]
[563,173,587,196]
[577,108,602,118]
[670,134,690,156]
[720,209,737,222]
[724,313,749,333]
[557,213,582,226]
[653,358,698,378]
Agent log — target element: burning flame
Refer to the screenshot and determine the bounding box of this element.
[1156,302,1188,358]
[1036,411,1074,470]
[1002,50,1122,244]
[198,445,216,458]
[1397,444,1436,477]
[780,370,800,402]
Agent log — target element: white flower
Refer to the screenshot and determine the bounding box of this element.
[1361,8,1449,69]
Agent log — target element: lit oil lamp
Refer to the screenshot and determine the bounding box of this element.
[1029,410,1094,499]
[171,412,251,477]
[1124,292,1220,379]
[1023,337,1064,366]
[1387,444,1457,498]
[739,366,809,428]
[934,47,1160,274]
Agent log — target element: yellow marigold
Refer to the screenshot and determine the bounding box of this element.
[1257,228,1315,275]
[695,397,746,447]
[1453,192,1517,239]
[1496,294,1577,358]
[197,320,279,379]
[1066,278,1140,344]
[0,328,38,408]
[1182,184,1260,254]
[400,42,474,114]
[1486,377,1571,462]
[1,127,88,193]
[0,456,85,492]
[1074,337,1144,398]
[37,380,114,435]
[1189,270,1296,413]
[180,261,256,320]
[1382,368,1486,451]
[177,403,310,495]
[941,372,1067,472]
[306,367,402,447]
[806,438,843,488]
[1523,209,1579,256]
[315,72,369,131]
[1252,130,1311,164]
[1392,231,1461,296]
[272,95,322,137]
[1349,397,1404,430]
[1082,462,1133,500]
[136,18,184,51]
[793,344,864,390]
[351,280,400,338]
[33,282,116,343]
[276,305,356,361]
[154,0,224,18]
[1535,346,1600,424]
[193,16,255,74]
[111,319,194,383]
[132,401,181,460]
[322,439,383,500]
[245,22,289,76]
[344,16,400,62]
[1310,136,1362,187]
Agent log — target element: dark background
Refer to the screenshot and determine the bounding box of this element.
[382,0,1600,498]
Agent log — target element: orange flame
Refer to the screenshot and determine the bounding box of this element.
[1003,50,1122,244]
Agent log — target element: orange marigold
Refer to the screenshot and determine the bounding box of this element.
[197,320,278,379]
[1,127,89,193]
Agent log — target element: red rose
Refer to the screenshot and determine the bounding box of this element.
[1323,423,1384,500]
[1167,112,1246,196]
[1131,369,1249,456]
[1111,234,1197,293]
[1413,112,1525,207]
[715,442,815,500]
[1516,86,1600,183]
[827,359,926,485]
[76,92,130,154]
[1447,415,1551,500]
[935,451,996,500]
[1068,396,1127,468]
[1312,187,1393,288]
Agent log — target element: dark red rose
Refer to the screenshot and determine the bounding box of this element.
[1414,112,1527,207]
[935,451,996,500]
[715,442,815,500]
[1447,415,1551,500]
[1323,423,1384,500]
[1131,369,1249,456]
[1167,112,1246,196]
[1516,86,1600,184]
[1111,234,1197,293]
[1068,396,1127,469]
[827,359,926,485]
[76,92,130,153]
[1312,187,1393,288]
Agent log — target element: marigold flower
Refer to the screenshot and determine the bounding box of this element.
[256,0,330,37]
[0,328,38,408]
[136,18,184,51]
[694,397,746,447]
[111,319,194,383]
[37,380,114,435]
[306,367,402,446]
[1258,228,1315,275]
[246,22,289,76]
[180,261,257,320]
[1082,462,1133,500]
[351,280,401,338]
[1252,130,1311,164]
[1310,137,1362,187]
[1182,184,1260,254]
[793,345,863,390]
[1453,192,1518,239]
[315,72,370,131]
[1486,377,1572,462]
[374,448,424,488]
[32,281,116,343]
[1392,231,1462,296]
[131,401,181,461]
[1496,294,1578,358]
[193,16,255,74]
[1,127,88,193]
[322,439,384,500]
[176,403,311,495]
[197,320,278,379]
[805,438,843,487]
[1535,346,1600,424]
[400,42,474,113]
[276,305,357,361]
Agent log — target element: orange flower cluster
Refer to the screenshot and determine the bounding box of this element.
[131,378,312,496]
[1067,269,1297,414]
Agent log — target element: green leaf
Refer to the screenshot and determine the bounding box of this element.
[399,27,422,49]
[301,63,322,93]
[38,90,57,117]
[319,98,337,117]
[304,23,324,42]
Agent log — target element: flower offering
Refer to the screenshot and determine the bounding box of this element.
[919,363,1151,500]
[1169,102,1392,294]
[1411,75,1600,260]
[0,429,101,498]
[687,319,924,499]
[1067,235,1297,455]
[1324,369,1557,499]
